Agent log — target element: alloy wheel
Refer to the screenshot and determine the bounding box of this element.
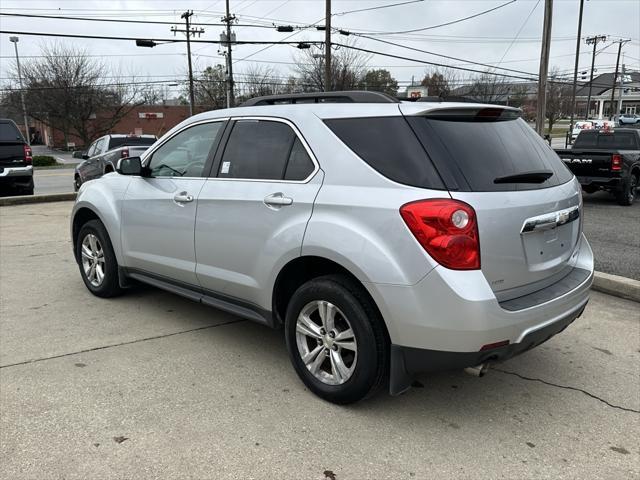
[295,300,358,385]
[81,233,106,287]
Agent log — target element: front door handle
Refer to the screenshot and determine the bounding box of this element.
[173,191,194,204]
[264,192,293,209]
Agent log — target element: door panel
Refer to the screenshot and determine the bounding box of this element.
[195,173,323,307]
[120,120,226,285]
[121,177,206,285]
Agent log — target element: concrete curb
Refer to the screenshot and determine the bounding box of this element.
[0,192,76,206]
[592,271,640,303]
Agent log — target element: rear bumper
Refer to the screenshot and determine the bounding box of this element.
[0,166,33,188]
[389,299,586,393]
[577,175,621,188]
[0,165,32,179]
[364,233,594,393]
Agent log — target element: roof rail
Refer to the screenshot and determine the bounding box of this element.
[240,90,400,106]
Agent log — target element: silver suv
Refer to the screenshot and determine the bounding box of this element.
[71,92,594,404]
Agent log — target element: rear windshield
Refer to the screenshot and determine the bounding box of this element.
[324,117,445,189]
[574,131,638,150]
[108,136,156,149]
[0,122,23,142]
[407,116,574,191]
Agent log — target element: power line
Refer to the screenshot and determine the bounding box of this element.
[0,30,324,46]
[346,0,517,35]
[333,0,424,16]
[495,0,541,69]
[348,33,539,77]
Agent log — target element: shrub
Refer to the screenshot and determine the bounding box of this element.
[32,155,58,167]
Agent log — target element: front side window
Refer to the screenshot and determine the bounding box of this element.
[148,122,223,177]
[218,120,314,181]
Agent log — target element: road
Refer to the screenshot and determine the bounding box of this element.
[582,191,640,280]
[1,201,638,480]
[33,168,75,195]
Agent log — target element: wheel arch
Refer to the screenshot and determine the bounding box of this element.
[271,255,391,341]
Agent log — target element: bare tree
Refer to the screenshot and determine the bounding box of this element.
[467,71,509,103]
[545,67,572,133]
[193,65,226,109]
[292,39,371,92]
[4,43,142,146]
[239,64,288,99]
[420,68,458,97]
[359,69,398,96]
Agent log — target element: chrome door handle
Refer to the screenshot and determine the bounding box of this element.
[173,191,194,204]
[264,192,293,208]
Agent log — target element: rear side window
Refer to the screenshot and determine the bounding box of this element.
[218,120,315,181]
[324,117,444,189]
[574,131,638,149]
[109,136,157,149]
[0,122,23,142]
[407,116,574,191]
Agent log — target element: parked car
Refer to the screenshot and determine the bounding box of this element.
[73,134,157,190]
[71,92,594,404]
[555,128,640,205]
[618,113,640,125]
[0,118,33,196]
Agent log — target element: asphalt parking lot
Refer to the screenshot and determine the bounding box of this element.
[1,201,639,479]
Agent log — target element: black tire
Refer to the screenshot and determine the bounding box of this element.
[20,177,34,196]
[616,173,637,206]
[75,219,123,298]
[582,185,598,194]
[74,175,82,192]
[284,274,389,404]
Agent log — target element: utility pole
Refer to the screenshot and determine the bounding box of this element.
[222,0,236,108]
[9,36,30,146]
[535,0,553,136]
[568,0,584,139]
[609,39,630,120]
[324,0,331,92]
[172,11,204,116]
[616,60,626,117]
[584,34,607,119]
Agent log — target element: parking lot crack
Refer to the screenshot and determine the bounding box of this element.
[494,368,640,413]
[0,319,245,369]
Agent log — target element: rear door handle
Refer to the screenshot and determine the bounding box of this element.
[264,192,293,208]
[173,191,194,204]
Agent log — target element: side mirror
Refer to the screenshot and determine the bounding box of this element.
[116,156,143,175]
[81,153,90,160]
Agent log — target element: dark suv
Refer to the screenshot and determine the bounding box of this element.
[0,119,33,196]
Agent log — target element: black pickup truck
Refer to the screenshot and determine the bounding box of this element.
[0,118,33,196]
[555,128,640,206]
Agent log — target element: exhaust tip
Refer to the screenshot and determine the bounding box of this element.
[464,363,490,377]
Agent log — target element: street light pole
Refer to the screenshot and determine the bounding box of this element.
[9,36,30,146]
[223,0,236,108]
[535,0,553,136]
[324,0,331,92]
[609,39,629,120]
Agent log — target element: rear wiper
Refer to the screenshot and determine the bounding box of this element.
[493,170,554,184]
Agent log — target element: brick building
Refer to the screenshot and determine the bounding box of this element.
[31,104,201,149]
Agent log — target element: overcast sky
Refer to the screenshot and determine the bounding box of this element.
[1,0,638,96]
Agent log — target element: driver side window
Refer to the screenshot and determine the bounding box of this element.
[148,122,223,178]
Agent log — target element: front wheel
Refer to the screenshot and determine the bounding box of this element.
[284,275,389,404]
[617,173,637,206]
[75,219,123,297]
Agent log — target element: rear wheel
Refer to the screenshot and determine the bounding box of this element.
[75,219,122,297]
[74,175,82,191]
[582,185,598,194]
[617,173,637,206]
[284,274,388,404]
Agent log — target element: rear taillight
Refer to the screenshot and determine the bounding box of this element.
[24,144,32,165]
[121,148,129,158]
[400,199,480,270]
[611,154,622,171]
